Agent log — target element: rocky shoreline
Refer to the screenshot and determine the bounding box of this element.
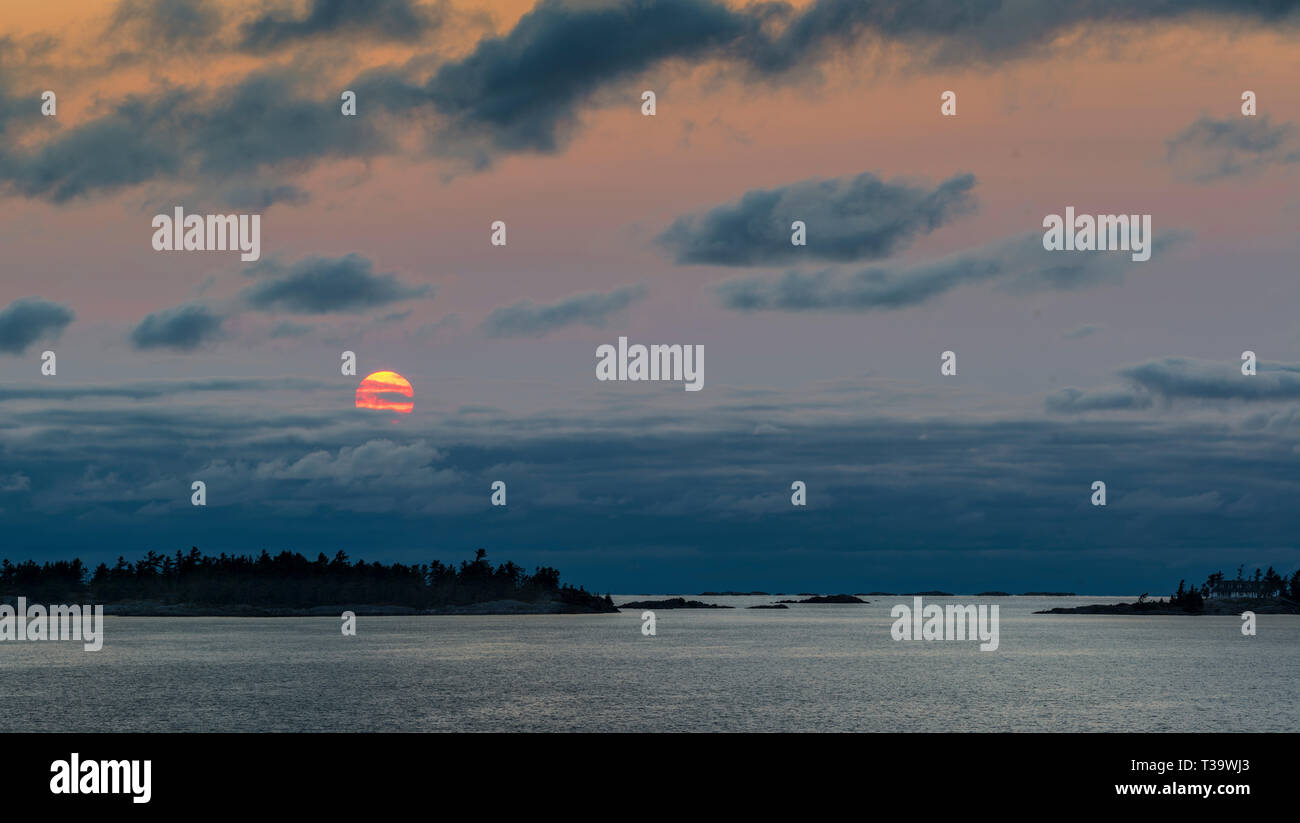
[1036,597,1299,616]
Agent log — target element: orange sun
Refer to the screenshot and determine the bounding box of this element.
[356,370,413,414]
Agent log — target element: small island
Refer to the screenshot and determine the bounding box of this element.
[616,597,732,609]
[747,603,789,609]
[975,591,1012,596]
[776,594,867,604]
[1037,567,1300,615]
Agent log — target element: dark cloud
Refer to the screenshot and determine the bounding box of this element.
[717,232,1149,312]
[0,67,42,137]
[6,1,1298,198]
[0,89,24,135]
[358,0,1300,165]
[1122,357,1300,401]
[0,71,387,203]
[111,0,222,45]
[189,71,389,177]
[130,303,224,351]
[420,0,759,158]
[0,297,75,355]
[752,0,1300,72]
[242,253,431,314]
[0,91,185,202]
[659,172,976,266]
[481,285,646,337]
[1166,115,1300,181]
[1047,358,1300,414]
[721,261,993,312]
[240,0,444,51]
[1046,387,1152,413]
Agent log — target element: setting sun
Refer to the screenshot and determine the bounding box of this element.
[355,370,413,414]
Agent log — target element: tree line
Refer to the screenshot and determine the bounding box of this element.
[1166,565,1299,612]
[0,547,614,610]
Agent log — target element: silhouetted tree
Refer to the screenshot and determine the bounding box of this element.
[1,548,609,611]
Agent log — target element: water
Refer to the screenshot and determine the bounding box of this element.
[2,596,1295,732]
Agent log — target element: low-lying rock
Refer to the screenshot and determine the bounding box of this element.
[776,594,867,604]
[616,597,733,609]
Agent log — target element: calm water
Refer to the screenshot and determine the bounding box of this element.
[2,596,1296,732]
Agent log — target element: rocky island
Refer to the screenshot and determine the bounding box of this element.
[616,597,732,609]
[776,594,867,604]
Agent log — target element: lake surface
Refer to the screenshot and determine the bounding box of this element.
[2,596,1295,732]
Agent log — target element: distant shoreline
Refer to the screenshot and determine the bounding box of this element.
[53,595,1300,617]
[97,599,618,617]
[7,592,1140,618]
[96,593,1115,616]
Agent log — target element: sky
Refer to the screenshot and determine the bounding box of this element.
[1,0,1300,594]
